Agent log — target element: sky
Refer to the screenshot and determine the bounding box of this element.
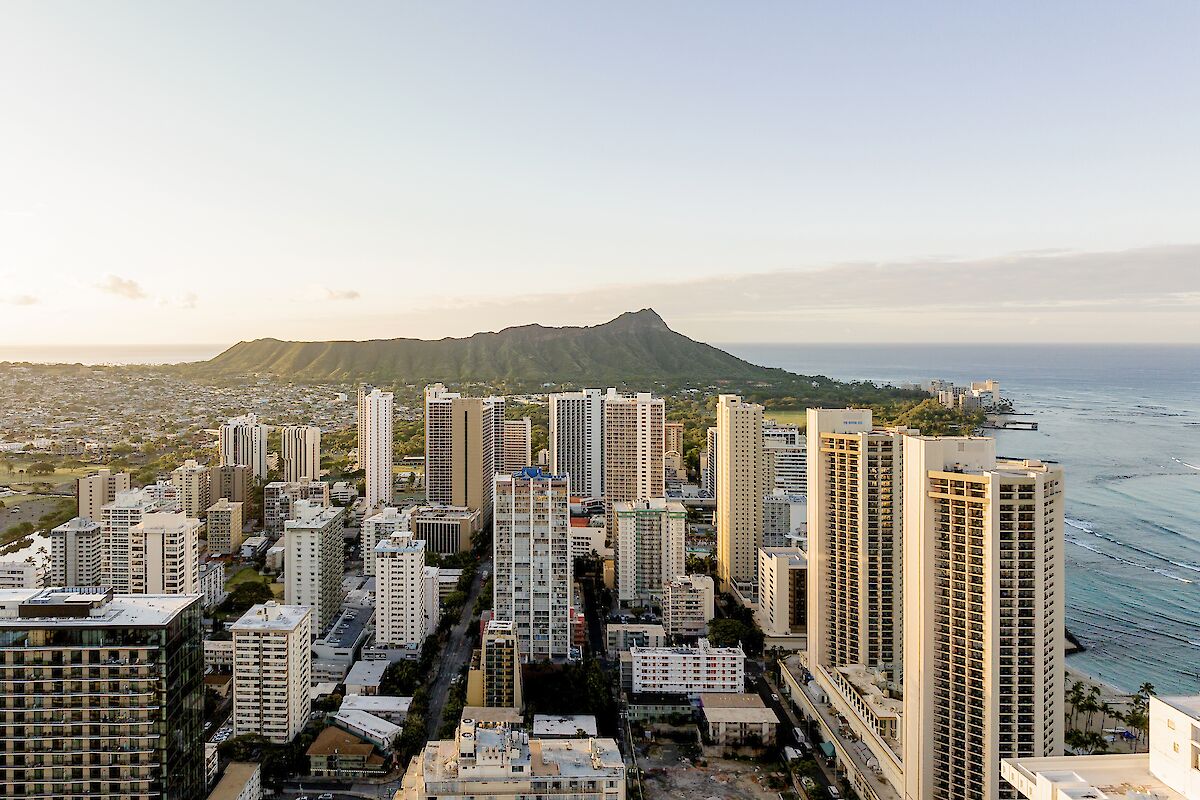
[1,2,1198,347]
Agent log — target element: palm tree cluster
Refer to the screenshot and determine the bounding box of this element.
[1064,677,1155,754]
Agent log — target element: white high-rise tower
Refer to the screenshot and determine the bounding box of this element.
[362,389,394,509]
[220,414,268,479]
[549,388,605,499]
[715,394,766,600]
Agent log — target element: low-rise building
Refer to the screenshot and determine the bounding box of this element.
[207,761,262,800]
[307,726,388,778]
[345,659,388,695]
[0,560,36,588]
[399,716,625,800]
[631,638,745,696]
[410,505,482,555]
[605,623,666,658]
[699,693,781,748]
[333,708,402,750]
[1003,694,1200,800]
[312,606,372,666]
[204,637,234,668]
[339,694,413,725]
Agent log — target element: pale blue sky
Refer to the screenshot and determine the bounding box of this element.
[1,2,1197,344]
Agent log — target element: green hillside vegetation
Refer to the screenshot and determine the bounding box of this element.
[186,310,918,409]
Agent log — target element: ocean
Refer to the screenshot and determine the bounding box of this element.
[0,344,228,365]
[723,343,1200,694]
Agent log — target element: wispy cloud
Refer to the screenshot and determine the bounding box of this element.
[306,285,360,301]
[1,294,38,306]
[96,274,147,300]
[156,291,198,309]
[345,244,1200,343]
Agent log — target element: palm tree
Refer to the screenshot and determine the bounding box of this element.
[1084,686,1102,730]
[1138,682,1156,700]
[1066,680,1086,728]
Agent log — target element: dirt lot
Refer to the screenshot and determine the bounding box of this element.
[637,742,793,800]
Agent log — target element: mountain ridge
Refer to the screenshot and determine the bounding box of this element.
[192,308,788,384]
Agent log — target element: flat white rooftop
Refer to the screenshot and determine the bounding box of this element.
[231,602,310,631]
[0,587,200,627]
[1002,754,1185,800]
[532,714,598,738]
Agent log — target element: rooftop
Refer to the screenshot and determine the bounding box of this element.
[231,602,310,632]
[0,587,200,627]
[207,762,260,800]
[1001,753,1184,800]
[306,726,379,760]
[316,607,371,647]
[340,694,412,716]
[533,715,599,738]
[51,517,101,534]
[411,505,479,521]
[333,709,402,743]
[345,659,388,687]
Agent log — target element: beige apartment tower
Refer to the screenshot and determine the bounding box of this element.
[425,384,499,521]
[715,394,766,599]
[206,498,244,555]
[280,424,321,482]
[77,468,130,521]
[902,436,1064,800]
[806,408,909,679]
[602,390,665,534]
[500,417,533,474]
[170,460,211,519]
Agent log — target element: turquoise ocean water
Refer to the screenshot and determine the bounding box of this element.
[724,343,1200,694]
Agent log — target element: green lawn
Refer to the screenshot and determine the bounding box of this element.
[224,566,285,599]
[763,409,808,428]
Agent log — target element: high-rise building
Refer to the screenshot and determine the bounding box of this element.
[280,425,322,482]
[375,531,432,648]
[264,480,331,534]
[76,467,130,521]
[361,506,410,576]
[205,498,244,555]
[283,501,345,633]
[715,394,766,599]
[662,574,715,638]
[493,468,572,660]
[701,427,718,496]
[806,408,909,680]
[219,413,268,479]
[549,388,605,499]
[763,421,807,496]
[212,464,251,504]
[755,547,807,637]
[232,601,313,744]
[361,388,394,509]
[49,516,103,587]
[129,512,200,595]
[424,384,500,521]
[356,383,375,469]
[501,417,533,473]
[903,436,1064,800]
[613,498,686,605]
[100,488,161,591]
[170,459,211,519]
[664,421,685,460]
[400,716,625,800]
[0,587,205,799]
[602,390,665,534]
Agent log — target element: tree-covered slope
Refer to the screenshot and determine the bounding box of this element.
[192,309,794,384]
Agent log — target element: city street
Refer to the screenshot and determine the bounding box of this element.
[424,558,491,739]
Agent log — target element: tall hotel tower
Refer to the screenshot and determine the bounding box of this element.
[714,394,766,600]
[806,408,908,679]
[361,388,394,509]
[602,390,664,535]
[425,384,500,521]
[219,413,268,479]
[549,388,605,499]
[493,468,572,661]
[280,425,322,482]
[902,436,1064,800]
